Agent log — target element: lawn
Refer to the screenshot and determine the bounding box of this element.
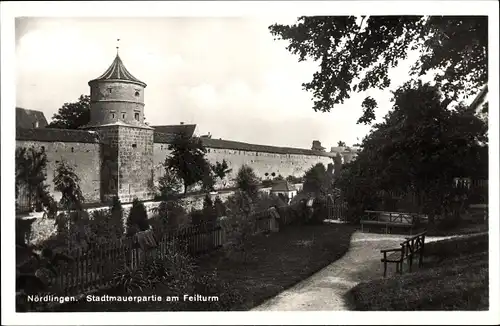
[53,223,356,311]
[346,232,489,310]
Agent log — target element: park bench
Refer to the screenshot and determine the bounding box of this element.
[361,210,422,234]
[380,231,427,277]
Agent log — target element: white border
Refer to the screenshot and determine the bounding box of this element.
[1,1,499,325]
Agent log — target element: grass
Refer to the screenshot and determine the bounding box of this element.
[346,232,489,310]
[51,223,356,311]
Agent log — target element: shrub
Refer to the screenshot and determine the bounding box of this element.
[110,196,124,236]
[214,196,226,217]
[126,198,149,236]
[111,267,149,294]
[235,165,260,199]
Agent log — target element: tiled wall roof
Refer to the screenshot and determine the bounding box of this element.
[16,128,100,143]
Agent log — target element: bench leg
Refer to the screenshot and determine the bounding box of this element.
[408,256,413,272]
[383,262,387,278]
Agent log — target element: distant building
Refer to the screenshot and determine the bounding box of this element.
[16,107,48,129]
[270,180,297,204]
[311,140,325,152]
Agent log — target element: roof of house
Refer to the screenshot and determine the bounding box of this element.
[16,128,100,143]
[16,107,48,129]
[271,180,296,192]
[152,124,197,137]
[88,54,146,87]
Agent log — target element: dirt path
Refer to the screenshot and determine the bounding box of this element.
[252,231,454,311]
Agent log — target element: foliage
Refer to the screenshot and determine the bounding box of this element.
[157,169,183,198]
[303,163,333,196]
[153,200,190,231]
[214,196,227,217]
[126,198,149,236]
[286,175,303,184]
[164,133,211,195]
[222,191,256,263]
[235,165,260,199]
[337,141,347,147]
[47,95,91,129]
[111,267,149,294]
[53,160,85,213]
[269,16,487,123]
[211,159,233,188]
[201,168,216,193]
[335,82,488,222]
[15,147,57,216]
[110,196,125,237]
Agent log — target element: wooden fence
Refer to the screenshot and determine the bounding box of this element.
[32,202,308,298]
[42,223,224,297]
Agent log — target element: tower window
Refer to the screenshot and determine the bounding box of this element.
[108,88,112,93]
[111,113,115,119]
[71,147,74,153]
[122,113,126,119]
[135,91,140,97]
[132,144,137,148]
[134,113,139,121]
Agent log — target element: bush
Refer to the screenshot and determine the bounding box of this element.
[111,267,149,294]
[126,198,149,236]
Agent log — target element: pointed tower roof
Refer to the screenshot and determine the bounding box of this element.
[89,54,147,87]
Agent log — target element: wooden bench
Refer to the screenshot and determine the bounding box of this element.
[361,210,422,234]
[380,231,427,277]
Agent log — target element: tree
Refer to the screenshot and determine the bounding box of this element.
[211,159,233,188]
[337,141,346,147]
[126,198,149,236]
[110,196,125,237]
[235,165,260,199]
[303,163,330,195]
[201,169,216,193]
[15,147,57,216]
[157,169,182,198]
[269,16,487,123]
[47,95,91,129]
[53,160,84,214]
[335,81,488,223]
[164,133,211,195]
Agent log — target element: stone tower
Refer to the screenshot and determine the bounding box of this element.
[85,51,154,203]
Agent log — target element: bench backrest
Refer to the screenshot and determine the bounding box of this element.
[400,232,426,257]
[364,210,418,224]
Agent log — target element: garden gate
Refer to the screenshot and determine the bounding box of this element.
[327,191,347,221]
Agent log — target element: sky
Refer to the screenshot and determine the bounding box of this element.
[16,17,439,150]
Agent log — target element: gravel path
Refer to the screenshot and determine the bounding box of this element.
[252,231,458,311]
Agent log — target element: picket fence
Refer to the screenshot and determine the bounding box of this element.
[44,223,225,297]
[40,205,301,297]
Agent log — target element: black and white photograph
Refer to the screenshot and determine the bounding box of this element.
[1,1,499,325]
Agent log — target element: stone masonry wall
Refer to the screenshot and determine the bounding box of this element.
[16,140,101,204]
[117,126,154,203]
[153,142,333,190]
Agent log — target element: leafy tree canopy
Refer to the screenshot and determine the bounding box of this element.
[269,16,487,123]
[235,165,260,199]
[53,160,85,212]
[165,133,211,195]
[47,95,91,129]
[336,81,488,220]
